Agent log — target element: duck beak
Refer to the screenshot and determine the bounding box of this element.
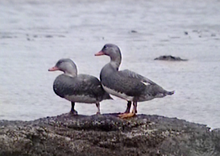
[48,66,59,71]
[95,51,105,56]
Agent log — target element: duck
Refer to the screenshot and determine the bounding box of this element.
[48,58,112,115]
[95,44,174,118]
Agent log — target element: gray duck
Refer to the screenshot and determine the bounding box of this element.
[95,44,174,118]
[49,58,112,115]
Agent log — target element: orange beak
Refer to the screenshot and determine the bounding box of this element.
[48,66,59,71]
[95,51,105,56]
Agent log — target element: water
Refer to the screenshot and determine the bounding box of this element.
[0,0,220,128]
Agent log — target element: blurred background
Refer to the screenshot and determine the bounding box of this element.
[0,0,220,128]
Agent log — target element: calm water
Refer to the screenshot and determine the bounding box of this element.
[0,0,220,128]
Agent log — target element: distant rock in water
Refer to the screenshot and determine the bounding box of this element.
[0,113,219,156]
[154,55,188,61]
[130,30,138,33]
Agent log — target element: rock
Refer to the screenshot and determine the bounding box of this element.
[154,55,188,61]
[45,35,53,38]
[0,113,219,156]
[184,31,188,35]
[130,30,138,33]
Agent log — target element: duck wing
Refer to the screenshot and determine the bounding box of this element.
[53,74,107,100]
[119,70,174,100]
[78,74,112,100]
[101,70,148,98]
[119,69,156,85]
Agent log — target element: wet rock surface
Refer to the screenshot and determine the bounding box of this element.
[154,55,188,61]
[0,114,219,156]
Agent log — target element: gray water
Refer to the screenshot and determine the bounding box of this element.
[0,0,220,128]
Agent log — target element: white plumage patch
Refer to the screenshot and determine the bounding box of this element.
[102,85,134,101]
[141,81,150,86]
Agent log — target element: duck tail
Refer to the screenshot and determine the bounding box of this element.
[166,90,175,95]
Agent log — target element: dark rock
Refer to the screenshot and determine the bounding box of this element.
[45,35,53,38]
[0,35,13,39]
[130,30,138,33]
[154,55,188,61]
[0,114,219,156]
[58,35,65,38]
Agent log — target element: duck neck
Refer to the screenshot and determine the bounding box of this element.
[64,68,77,77]
[110,54,121,71]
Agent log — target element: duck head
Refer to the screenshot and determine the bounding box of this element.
[48,58,77,77]
[95,44,122,69]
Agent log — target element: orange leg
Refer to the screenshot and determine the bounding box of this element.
[118,102,137,119]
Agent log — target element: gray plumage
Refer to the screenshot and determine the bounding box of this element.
[95,44,174,115]
[54,74,111,102]
[49,58,112,115]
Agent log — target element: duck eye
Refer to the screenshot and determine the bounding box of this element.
[56,61,61,67]
[102,45,108,51]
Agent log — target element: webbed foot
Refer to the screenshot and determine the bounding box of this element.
[118,112,136,119]
[96,111,101,115]
[70,109,78,115]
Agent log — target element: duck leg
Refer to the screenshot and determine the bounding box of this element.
[96,102,101,114]
[124,101,132,113]
[133,101,137,114]
[118,101,137,119]
[70,102,78,115]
